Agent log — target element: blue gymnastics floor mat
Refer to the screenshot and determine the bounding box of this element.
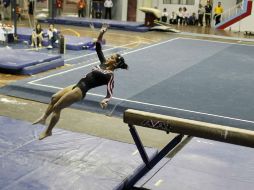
[1,38,254,131]
[135,137,254,190]
[0,116,157,190]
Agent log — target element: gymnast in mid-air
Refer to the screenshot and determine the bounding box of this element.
[33,24,128,140]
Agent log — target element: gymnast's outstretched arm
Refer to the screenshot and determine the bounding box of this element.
[96,24,109,65]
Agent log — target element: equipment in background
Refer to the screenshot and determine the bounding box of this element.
[59,34,65,54]
[139,7,180,33]
[151,20,180,33]
[139,7,161,27]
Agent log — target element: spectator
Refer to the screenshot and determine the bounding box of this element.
[16,4,21,21]
[28,0,34,26]
[31,23,43,47]
[161,8,168,23]
[56,0,63,17]
[3,0,10,20]
[95,2,102,19]
[176,7,183,25]
[0,0,4,21]
[28,0,34,16]
[188,12,198,25]
[104,0,113,19]
[205,1,212,27]
[182,7,189,25]
[214,1,223,25]
[77,0,86,17]
[0,22,14,44]
[169,11,177,24]
[47,24,58,49]
[198,4,205,26]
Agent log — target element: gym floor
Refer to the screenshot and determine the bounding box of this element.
[1,22,254,149]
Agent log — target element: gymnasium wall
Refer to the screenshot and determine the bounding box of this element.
[229,1,254,32]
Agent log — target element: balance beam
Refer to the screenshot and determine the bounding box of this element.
[124,109,254,148]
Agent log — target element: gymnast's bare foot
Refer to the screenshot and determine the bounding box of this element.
[33,117,46,125]
[38,131,52,140]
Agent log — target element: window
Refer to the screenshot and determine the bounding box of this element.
[163,0,195,5]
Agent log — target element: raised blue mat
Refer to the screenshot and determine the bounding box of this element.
[135,137,254,190]
[38,17,149,32]
[17,27,96,50]
[0,116,158,190]
[21,58,64,75]
[65,35,94,50]
[0,48,61,70]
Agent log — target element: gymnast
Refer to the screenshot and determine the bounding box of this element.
[33,24,128,140]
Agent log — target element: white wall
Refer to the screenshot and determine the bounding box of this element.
[35,0,244,25]
[213,0,237,10]
[228,1,254,32]
[121,0,128,21]
[112,0,124,20]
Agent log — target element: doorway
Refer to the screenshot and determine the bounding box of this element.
[127,0,137,21]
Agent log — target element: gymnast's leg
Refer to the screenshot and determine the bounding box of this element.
[39,87,83,140]
[33,85,74,125]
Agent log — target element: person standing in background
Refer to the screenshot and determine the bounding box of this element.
[205,1,212,27]
[77,0,86,17]
[214,1,223,25]
[198,4,205,27]
[176,7,183,25]
[28,0,34,26]
[56,0,63,17]
[104,0,113,19]
[95,2,102,19]
[3,0,10,20]
[16,3,22,21]
[0,0,4,21]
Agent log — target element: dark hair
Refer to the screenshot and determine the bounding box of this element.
[115,54,128,70]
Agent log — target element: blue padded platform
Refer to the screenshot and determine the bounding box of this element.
[17,27,48,42]
[0,116,158,190]
[38,17,149,32]
[17,27,34,41]
[0,48,61,70]
[0,48,63,74]
[135,137,254,190]
[17,27,97,51]
[21,58,64,75]
[65,35,94,50]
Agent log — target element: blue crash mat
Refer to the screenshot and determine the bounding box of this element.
[135,137,254,190]
[65,35,94,50]
[0,116,157,190]
[0,48,61,70]
[17,27,96,51]
[38,17,149,32]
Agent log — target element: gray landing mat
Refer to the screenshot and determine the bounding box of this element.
[135,137,254,190]
[0,116,158,190]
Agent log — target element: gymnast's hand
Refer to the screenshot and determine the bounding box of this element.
[100,99,108,109]
[100,24,109,33]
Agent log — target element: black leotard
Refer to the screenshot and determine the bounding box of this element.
[74,42,114,103]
